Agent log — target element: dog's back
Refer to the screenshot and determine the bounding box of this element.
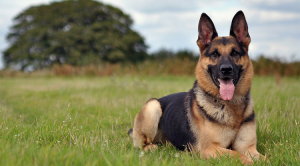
[158,91,196,151]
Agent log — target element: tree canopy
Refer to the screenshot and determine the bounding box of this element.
[3,0,148,70]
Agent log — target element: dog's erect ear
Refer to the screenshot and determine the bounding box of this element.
[230,11,251,47]
[197,13,218,50]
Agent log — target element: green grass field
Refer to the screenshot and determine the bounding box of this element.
[0,76,299,165]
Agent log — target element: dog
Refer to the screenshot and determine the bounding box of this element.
[128,11,267,165]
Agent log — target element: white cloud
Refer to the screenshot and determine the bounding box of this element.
[241,0,298,6]
[102,0,201,13]
[243,9,300,23]
[250,37,299,60]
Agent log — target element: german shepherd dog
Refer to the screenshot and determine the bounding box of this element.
[128,11,267,164]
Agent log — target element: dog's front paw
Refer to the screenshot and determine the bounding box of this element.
[243,158,253,165]
[260,155,270,163]
[260,155,267,160]
[143,144,158,152]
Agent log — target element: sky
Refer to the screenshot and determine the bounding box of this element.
[0,0,299,69]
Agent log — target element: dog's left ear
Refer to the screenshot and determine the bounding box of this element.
[197,13,218,51]
[230,11,251,47]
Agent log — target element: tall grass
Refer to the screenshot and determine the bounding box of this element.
[0,76,299,165]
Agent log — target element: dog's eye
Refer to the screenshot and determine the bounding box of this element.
[211,51,219,58]
[231,50,239,57]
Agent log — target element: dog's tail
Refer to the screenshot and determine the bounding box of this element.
[128,128,133,137]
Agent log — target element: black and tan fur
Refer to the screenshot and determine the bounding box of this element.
[128,11,267,165]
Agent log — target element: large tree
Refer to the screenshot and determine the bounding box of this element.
[3,0,147,70]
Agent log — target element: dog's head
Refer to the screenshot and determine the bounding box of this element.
[195,11,253,101]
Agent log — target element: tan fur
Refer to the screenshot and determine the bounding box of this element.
[132,99,165,150]
[203,146,253,165]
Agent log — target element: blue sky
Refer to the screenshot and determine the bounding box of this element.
[0,0,300,69]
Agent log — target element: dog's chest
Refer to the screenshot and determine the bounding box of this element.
[195,119,239,149]
[214,126,238,148]
[194,87,246,126]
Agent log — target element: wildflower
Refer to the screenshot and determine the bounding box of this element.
[139,151,144,157]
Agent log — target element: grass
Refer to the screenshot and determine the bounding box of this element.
[0,75,299,165]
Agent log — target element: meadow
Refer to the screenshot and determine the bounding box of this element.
[0,75,299,165]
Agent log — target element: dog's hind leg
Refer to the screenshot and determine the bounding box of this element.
[130,98,164,152]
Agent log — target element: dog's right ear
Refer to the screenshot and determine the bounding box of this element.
[230,11,251,48]
[197,13,218,51]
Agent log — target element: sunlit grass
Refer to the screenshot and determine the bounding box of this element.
[0,76,299,165]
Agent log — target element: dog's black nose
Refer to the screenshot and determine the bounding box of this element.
[220,64,233,74]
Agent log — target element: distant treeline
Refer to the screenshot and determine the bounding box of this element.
[148,49,198,61]
[252,56,300,76]
[1,48,300,77]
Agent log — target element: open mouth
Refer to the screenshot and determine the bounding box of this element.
[212,76,237,87]
[212,76,236,101]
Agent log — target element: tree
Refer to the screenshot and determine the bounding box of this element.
[3,0,148,70]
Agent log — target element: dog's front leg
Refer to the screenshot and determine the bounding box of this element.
[201,146,253,165]
[233,121,267,161]
[240,144,267,161]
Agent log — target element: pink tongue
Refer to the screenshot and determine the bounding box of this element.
[219,79,235,100]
